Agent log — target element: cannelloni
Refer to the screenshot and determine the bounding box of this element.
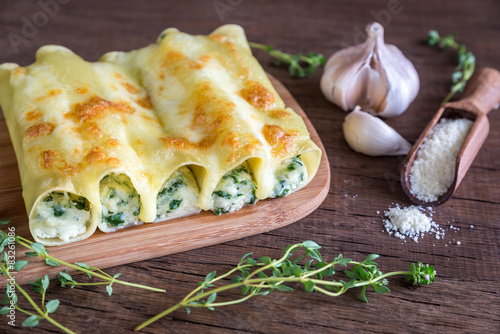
[0,25,321,245]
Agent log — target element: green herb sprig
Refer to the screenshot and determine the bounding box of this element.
[0,234,75,332]
[427,30,476,105]
[0,265,74,332]
[16,236,165,293]
[135,240,436,331]
[0,221,165,333]
[249,42,325,78]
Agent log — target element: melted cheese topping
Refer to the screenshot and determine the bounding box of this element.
[32,192,91,241]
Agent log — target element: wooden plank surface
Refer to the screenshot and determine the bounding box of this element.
[0,75,330,286]
[0,0,499,333]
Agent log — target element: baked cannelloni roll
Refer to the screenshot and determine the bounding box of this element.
[102,24,322,212]
[0,46,201,244]
[0,24,321,245]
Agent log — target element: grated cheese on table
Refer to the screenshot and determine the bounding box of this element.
[383,204,444,242]
[409,118,473,202]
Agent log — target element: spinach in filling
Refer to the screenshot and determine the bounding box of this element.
[156,166,200,220]
[271,155,308,198]
[100,173,141,228]
[33,192,91,241]
[157,177,185,216]
[211,162,257,216]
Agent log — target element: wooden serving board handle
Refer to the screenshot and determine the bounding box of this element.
[454,67,500,115]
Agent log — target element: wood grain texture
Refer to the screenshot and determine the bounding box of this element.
[0,75,330,286]
[0,0,499,333]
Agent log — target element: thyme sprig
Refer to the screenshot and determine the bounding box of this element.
[135,240,436,331]
[427,30,476,105]
[249,42,325,78]
[0,221,165,333]
[0,230,76,332]
[0,265,76,332]
[15,235,165,293]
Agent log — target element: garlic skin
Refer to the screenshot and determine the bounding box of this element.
[321,22,419,118]
[343,106,412,156]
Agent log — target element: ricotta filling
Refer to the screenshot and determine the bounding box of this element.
[100,173,142,229]
[32,192,91,241]
[270,155,308,198]
[156,166,201,221]
[211,161,257,215]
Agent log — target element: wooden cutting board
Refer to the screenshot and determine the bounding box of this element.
[0,75,330,285]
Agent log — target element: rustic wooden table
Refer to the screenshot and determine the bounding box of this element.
[0,0,499,333]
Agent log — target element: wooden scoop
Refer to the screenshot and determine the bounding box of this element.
[401,67,500,206]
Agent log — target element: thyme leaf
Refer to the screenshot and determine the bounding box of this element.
[249,42,325,78]
[427,30,476,105]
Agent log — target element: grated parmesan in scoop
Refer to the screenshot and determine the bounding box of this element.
[409,118,473,202]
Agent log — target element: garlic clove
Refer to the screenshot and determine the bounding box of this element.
[343,106,412,156]
[321,22,419,118]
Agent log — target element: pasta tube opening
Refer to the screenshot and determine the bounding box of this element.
[155,166,201,221]
[99,173,142,231]
[32,192,91,242]
[211,161,258,215]
[269,155,308,198]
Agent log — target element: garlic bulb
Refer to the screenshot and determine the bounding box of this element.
[343,106,412,156]
[321,22,419,118]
